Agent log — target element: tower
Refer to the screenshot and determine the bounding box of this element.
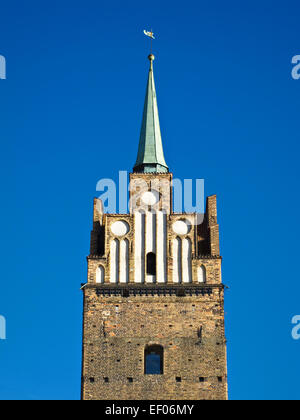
[81,54,228,400]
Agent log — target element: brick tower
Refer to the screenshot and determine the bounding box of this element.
[81,54,228,400]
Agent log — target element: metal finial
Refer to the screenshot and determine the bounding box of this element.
[148,54,155,67]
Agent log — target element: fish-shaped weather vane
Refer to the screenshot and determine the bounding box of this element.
[143,30,155,39]
[143,29,155,54]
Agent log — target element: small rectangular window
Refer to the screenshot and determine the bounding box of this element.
[128,377,133,383]
[104,377,109,383]
[89,377,95,383]
[145,346,164,375]
[147,252,156,275]
[176,377,182,383]
[199,377,205,383]
[218,377,223,383]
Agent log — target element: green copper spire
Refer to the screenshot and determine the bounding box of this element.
[133,54,169,174]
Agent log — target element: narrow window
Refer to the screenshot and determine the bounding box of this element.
[199,377,205,383]
[104,377,109,383]
[218,376,223,383]
[89,377,95,383]
[127,378,133,383]
[146,252,156,275]
[176,377,182,383]
[96,265,104,284]
[198,265,207,283]
[144,345,164,375]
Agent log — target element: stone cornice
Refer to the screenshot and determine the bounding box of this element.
[82,283,224,297]
[195,255,222,260]
[87,254,222,260]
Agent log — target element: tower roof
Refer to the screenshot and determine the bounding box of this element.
[133,54,169,174]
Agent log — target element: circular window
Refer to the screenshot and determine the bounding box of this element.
[141,191,160,206]
[172,220,191,235]
[111,221,130,236]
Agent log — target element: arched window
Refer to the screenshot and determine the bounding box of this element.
[146,252,156,276]
[198,265,207,283]
[144,345,164,375]
[96,266,104,284]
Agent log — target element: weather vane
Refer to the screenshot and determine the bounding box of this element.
[143,29,155,54]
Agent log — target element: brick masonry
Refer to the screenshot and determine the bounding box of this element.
[81,174,228,400]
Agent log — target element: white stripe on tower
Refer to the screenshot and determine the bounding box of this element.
[134,212,145,283]
[110,239,119,283]
[156,211,167,283]
[146,211,156,283]
[182,238,192,283]
[120,239,129,283]
[173,237,182,283]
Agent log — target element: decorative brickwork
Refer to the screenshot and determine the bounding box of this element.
[81,183,228,400]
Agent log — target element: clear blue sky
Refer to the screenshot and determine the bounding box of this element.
[0,0,299,400]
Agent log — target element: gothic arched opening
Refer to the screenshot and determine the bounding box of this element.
[146,252,156,276]
[198,265,207,283]
[144,345,164,375]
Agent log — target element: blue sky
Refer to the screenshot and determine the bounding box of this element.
[0,0,300,400]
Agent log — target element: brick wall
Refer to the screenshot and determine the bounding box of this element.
[81,180,228,400]
[81,287,227,400]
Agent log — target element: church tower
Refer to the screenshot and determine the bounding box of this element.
[81,54,228,400]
